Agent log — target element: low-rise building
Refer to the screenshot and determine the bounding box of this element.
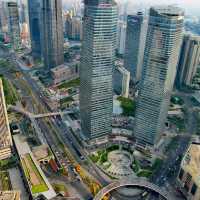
[177,142,200,200]
[13,134,56,200]
[51,64,79,85]
[32,144,54,164]
[0,191,20,200]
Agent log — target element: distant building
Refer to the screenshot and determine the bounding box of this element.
[80,0,117,141]
[0,2,8,33]
[176,34,200,88]
[177,142,200,200]
[7,2,21,50]
[134,6,184,148]
[51,64,79,85]
[65,14,82,41]
[0,79,12,160]
[117,20,126,55]
[41,0,64,69]
[124,12,147,83]
[28,0,42,59]
[114,66,130,98]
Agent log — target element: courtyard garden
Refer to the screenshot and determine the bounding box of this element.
[89,145,161,179]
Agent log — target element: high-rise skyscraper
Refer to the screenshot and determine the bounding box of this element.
[28,0,42,59]
[0,2,8,33]
[0,79,12,160]
[124,12,147,83]
[80,0,117,141]
[176,34,200,88]
[41,0,64,69]
[7,2,21,50]
[117,20,126,55]
[65,14,82,41]
[134,6,184,148]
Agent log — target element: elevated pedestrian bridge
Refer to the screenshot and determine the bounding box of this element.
[94,178,173,200]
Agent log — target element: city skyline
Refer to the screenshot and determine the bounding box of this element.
[0,0,200,199]
[62,0,200,16]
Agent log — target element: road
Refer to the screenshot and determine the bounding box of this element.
[0,47,93,199]
[151,135,190,200]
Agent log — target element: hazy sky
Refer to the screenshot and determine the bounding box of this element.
[62,0,200,16]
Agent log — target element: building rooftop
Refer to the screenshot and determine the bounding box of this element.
[151,5,184,18]
[13,134,56,200]
[0,191,20,200]
[50,64,70,73]
[182,143,200,187]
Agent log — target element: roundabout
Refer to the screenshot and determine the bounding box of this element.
[94,178,173,200]
[106,150,134,178]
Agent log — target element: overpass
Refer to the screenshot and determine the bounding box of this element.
[8,105,74,119]
[94,178,173,200]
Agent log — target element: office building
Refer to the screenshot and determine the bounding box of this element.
[117,20,126,55]
[124,12,147,83]
[134,6,184,147]
[177,142,200,200]
[80,0,117,141]
[176,34,200,88]
[114,66,130,98]
[0,2,8,33]
[65,14,82,41]
[51,64,79,85]
[7,2,21,50]
[28,0,42,59]
[41,0,64,69]
[0,79,12,160]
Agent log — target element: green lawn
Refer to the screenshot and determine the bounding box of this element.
[117,96,136,116]
[0,156,17,170]
[60,96,74,104]
[0,75,19,105]
[137,170,152,178]
[21,154,48,194]
[0,171,12,190]
[52,183,68,194]
[170,96,184,105]
[168,116,185,132]
[58,78,80,89]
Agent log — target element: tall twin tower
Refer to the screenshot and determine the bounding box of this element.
[80,2,184,148]
[80,0,118,141]
[28,0,64,69]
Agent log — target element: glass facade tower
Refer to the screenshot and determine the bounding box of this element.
[41,0,64,69]
[28,0,41,59]
[28,0,42,59]
[124,12,147,83]
[134,6,184,147]
[80,0,117,140]
[7,2,21,50]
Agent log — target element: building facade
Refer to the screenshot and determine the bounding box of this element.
[41,0,64,69]
[134,6,184,147]
[0,2,8,33]
[7,2,21,50]
[114,65,130,98]
[176,34,200,88]
[80,0,117,141]
[117,20,126,55]
[51,64,79,85]
[28,0,42,59]
[124,12,147,83]
[177,142,200,200]
[0,79,12,160]
[65,14,82,41]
